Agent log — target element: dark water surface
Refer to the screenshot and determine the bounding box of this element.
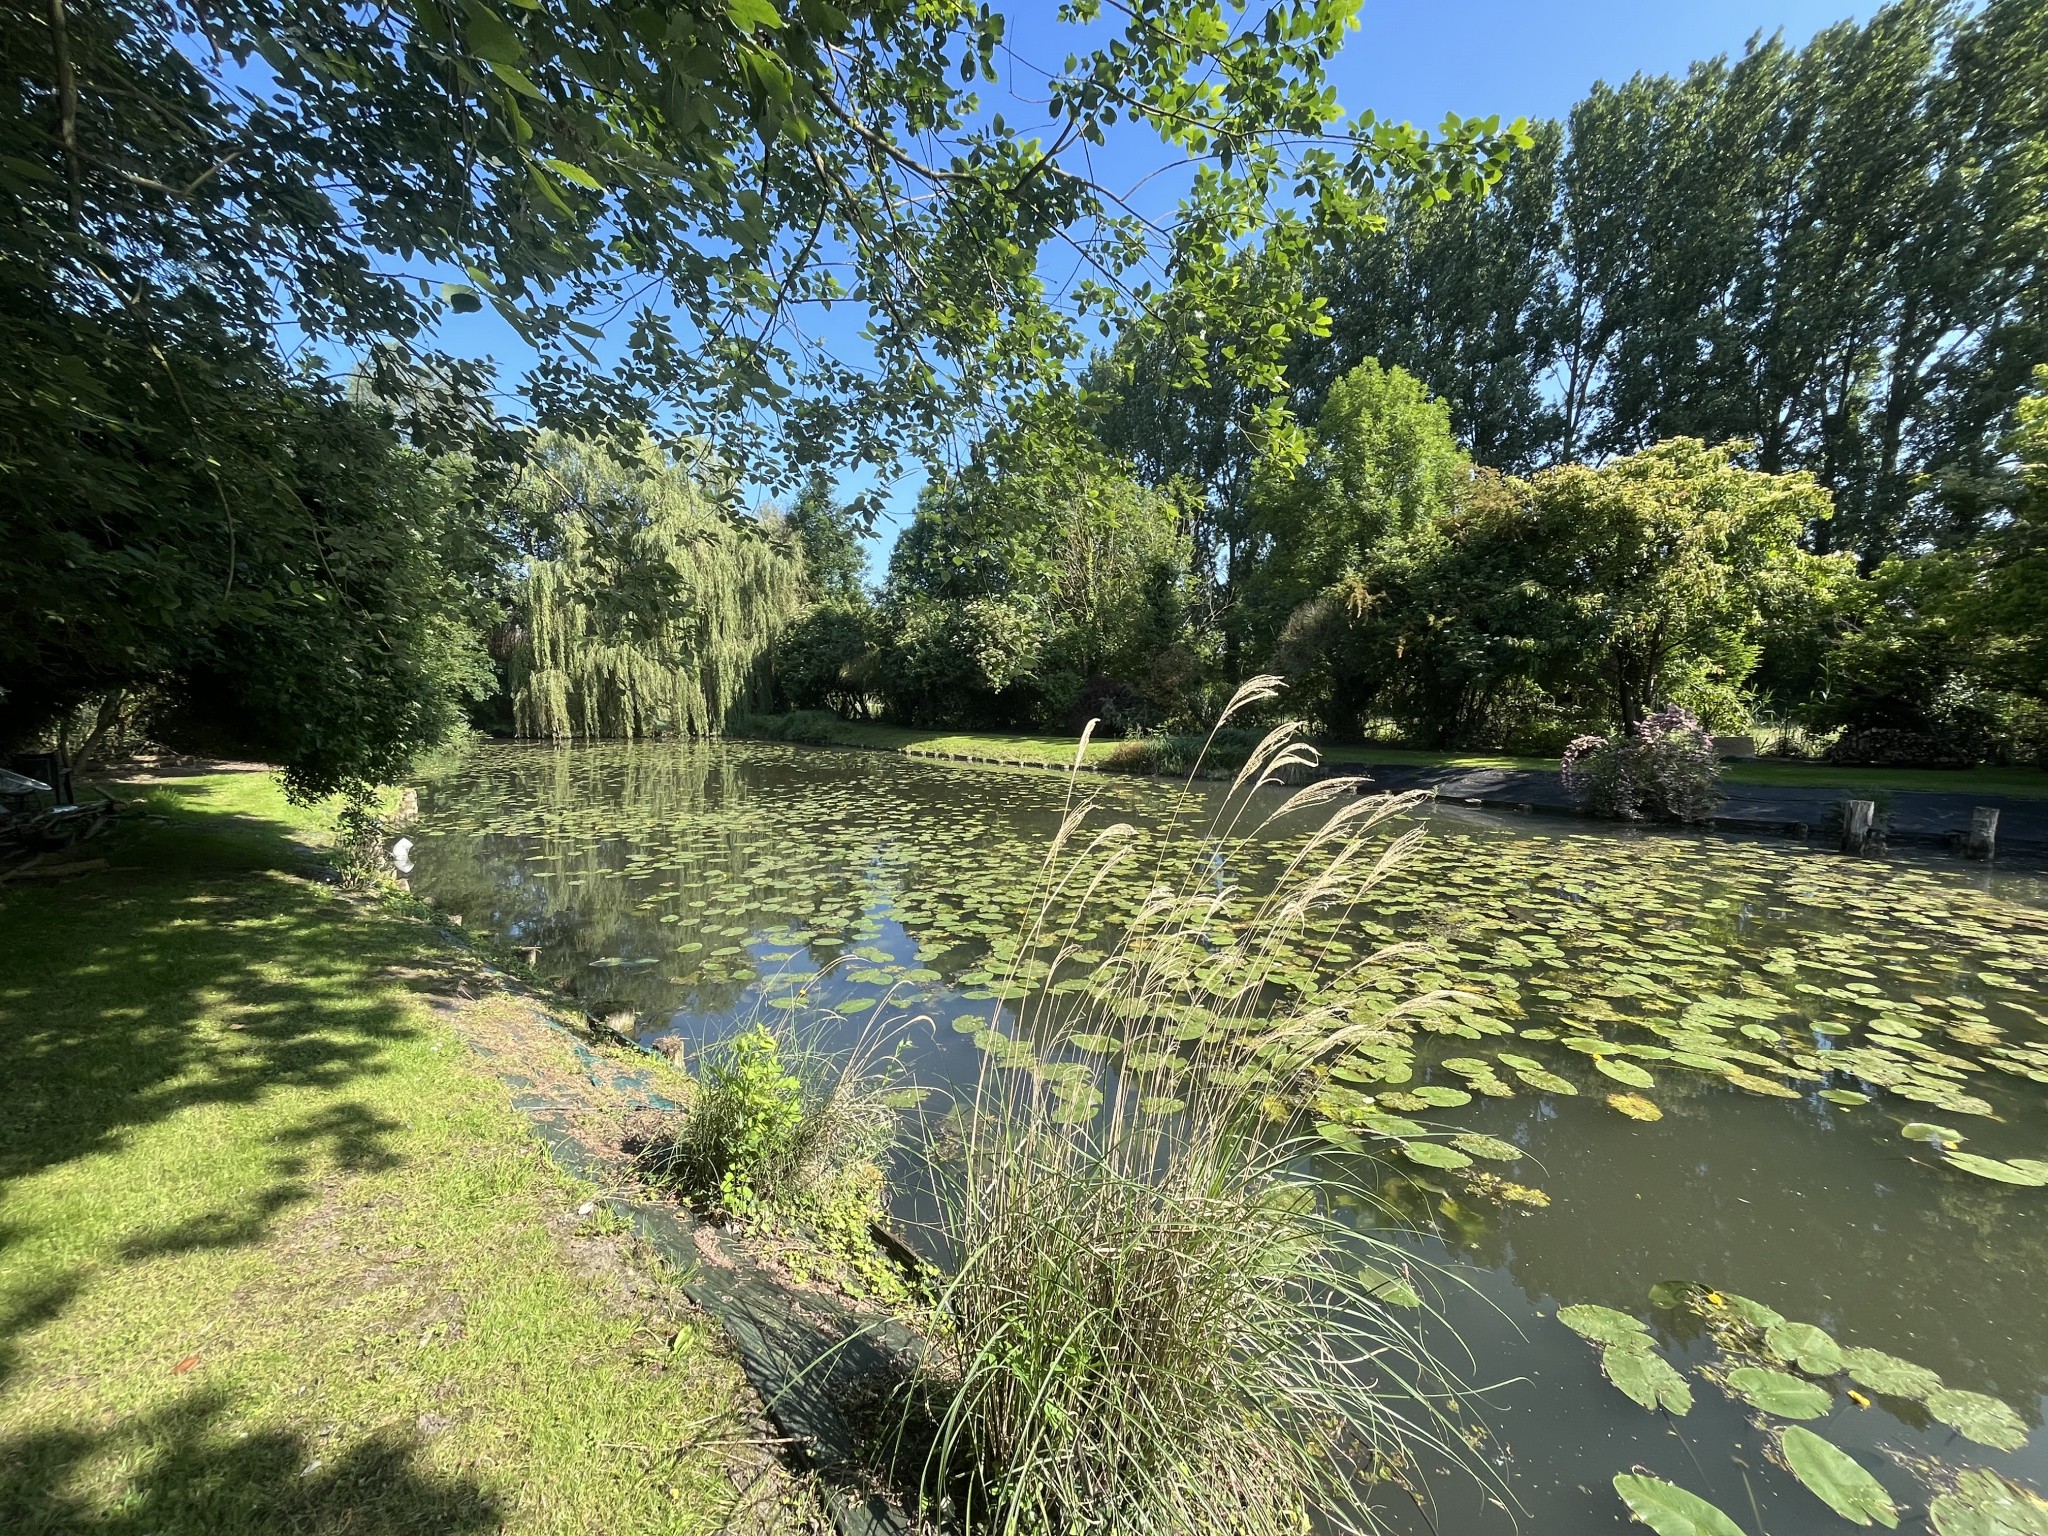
[410,741,2048,1534]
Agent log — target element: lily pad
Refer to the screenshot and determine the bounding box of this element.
[1927,1469,2048,1536]
[1448,1133,1524,1162]
[1410,1085,1473,1108]
[1360,1264,1422,1309]
[1843,1347,1943,1401]
[1557,1303,1652,1347]
[1596,1057,1656,1089]
[1607,1092,1663,1121]
[1400,1141,1473,1170]
[1603,1344,1694,1415]
[1902,1122,1968,1144]
[1765,1322,1845,1376]
[1613,1474,1747,1536]
[1649,1280,1706,1311]
[1776,1425,1899,1527]
[1723,1365,1833,1419]
[1926,1388,2029,1452]
[1944,1152,2048,1187]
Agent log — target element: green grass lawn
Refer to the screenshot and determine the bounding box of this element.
[0,775,800,1534]
[733,715,2048,797]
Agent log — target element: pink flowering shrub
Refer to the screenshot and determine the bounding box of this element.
[1561,706,1723,823]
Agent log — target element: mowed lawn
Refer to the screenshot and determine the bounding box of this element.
[0,775,798,1534]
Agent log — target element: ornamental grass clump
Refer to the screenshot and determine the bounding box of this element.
[1561,706,1723,823]
[919,678,1477,1535]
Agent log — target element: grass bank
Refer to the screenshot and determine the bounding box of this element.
[728,714,2048,797]
[0,773,810,1534]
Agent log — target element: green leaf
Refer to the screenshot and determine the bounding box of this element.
[1448,1133,1523,1162]
[1765,1321,1845,1376]
[1556,1303,1651,1347]
[1595,1056,1655,1088]
[1902,1121,1966,1143]
[1927,1469,2048,1536]
[466,8,522,64]
[1714,1291,1784,1329]
[1613,1474,1747,1536]
[1945,1151,2048,1186]
[1603,1344,1694,1415]
[1723,1365,1832,1419]
[1399,1141,1471,1170]
[1777,1426,1899,1527]
[1649,1280,1705,1310]
[726,0,784,32]
[1843,1347,1943,1401]
[1360,1264,1422,1308]
[441,282,483,313]
[1926,1388,2029,1452]
[542,157,604,191]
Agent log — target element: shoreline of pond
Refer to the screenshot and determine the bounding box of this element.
[721,727,2048,865]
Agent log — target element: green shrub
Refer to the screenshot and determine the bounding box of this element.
[638,1024,897,1229]
[728,709,851,747]
[1098,726,1267,778]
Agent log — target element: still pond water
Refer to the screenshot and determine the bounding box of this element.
[410,741,2048,1534]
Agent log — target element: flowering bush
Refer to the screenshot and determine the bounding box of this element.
[1561,706,1723,823]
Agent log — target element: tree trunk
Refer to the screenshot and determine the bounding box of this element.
[66,691,128,777]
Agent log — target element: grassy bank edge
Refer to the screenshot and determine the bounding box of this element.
[0,772,817,1534]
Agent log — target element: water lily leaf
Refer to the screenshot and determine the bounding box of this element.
[1603,1344,1694,1414]
[1511,1066,1579,1094]
[1776,1426,1899,1527]
[1400,1141,1472,1170]
[1821,1089,1870,1106]
[1360,1264,1422,1308]
[1613,1474,1747,1536]
[1927,1469,2048,1536]
[1902,1122,1967,1144]
[1944,1152,2048,1186]
[1649,1280,1706,1311]
[1361,1113,1428,1138]
[1557,1303,1652,1347]
[1843,1347,1943,1400]
[1067,1032,1120,1054]
[1724,1365,1832,1419]
[1766,1322,1845,1376]
[1713,1292,1785,1329]
[1410,1085,1472,1108]
[1448,1133,1523,1162]
[1607,1092,1663,1121]
[1596,1057,1656,1089]
[1926,1388,2029,1452]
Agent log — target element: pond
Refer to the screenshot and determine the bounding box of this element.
[408,740,2048,1535]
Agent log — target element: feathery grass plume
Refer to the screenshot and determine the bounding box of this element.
[915,678,1483,1534]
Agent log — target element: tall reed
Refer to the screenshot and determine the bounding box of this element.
[917,678,1479,1534]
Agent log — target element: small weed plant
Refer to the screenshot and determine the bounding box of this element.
[918,679,1479,1535]
[639,1023,904,1291]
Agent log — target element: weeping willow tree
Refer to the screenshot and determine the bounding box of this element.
[508,434,805,739]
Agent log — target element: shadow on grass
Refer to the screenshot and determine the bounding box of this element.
[0,810,431,1376]
[0,1387,497,1536]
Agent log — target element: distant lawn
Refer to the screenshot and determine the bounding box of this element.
[0,775,788,1535]
[731,715,2048,798]
[1718,759,2048,798]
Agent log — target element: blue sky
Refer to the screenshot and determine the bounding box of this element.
[413,0,1879,580]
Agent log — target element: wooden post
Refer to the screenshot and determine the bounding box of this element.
[1839,799,1875,855]
[1964,806,1999,862]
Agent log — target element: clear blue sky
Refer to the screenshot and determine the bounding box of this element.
[411,0,1880,579]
